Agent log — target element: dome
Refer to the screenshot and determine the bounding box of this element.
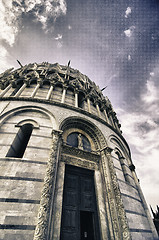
[0,62,121,133]
[0,62,157,240]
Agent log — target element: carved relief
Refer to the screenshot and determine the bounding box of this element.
[33,130,62,240]
[62,154,98,170]
[101,148,132,240]
[0,63,121,126]
[60,117,131,239]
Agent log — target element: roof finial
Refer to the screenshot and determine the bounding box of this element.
[17,60,23,68]
[68,60,71,67]
[101,86,107,91]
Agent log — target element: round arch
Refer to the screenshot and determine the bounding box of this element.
[0,105,58,129]
[15,119,40,129]
[109,134,131,159]
[60,116,108,151]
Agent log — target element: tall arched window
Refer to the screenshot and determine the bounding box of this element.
[78,92,85,108]
[67,132,91,152]
[6,123,33,158]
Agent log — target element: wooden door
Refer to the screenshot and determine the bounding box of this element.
[60,165,100,240]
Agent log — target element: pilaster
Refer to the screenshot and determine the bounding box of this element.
[33,129,63,240]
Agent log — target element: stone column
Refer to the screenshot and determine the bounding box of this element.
[100,147,131,240]
[96,102,101,117]
[75,91,78,108]
[14,83,27,97]
[33,130,62,240]
[109,112,115,128]
[87,97,91,113]
[46,85,54,100]
[103,109,109,123]
[31,82,41,98]
[61,87,67,104]
[0,83,12,97]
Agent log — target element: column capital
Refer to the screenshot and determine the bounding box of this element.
[74,88,79,94]
[51,129,63,137]
[100,146,113,155]
[49,82,55,87]
[37,79,43,87]
[23,77,31,87]
[62,85,68,90]
[11,80,17,88]
[94,98,101,105]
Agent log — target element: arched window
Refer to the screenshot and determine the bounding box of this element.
[6,123,33,158]
[78,92,85,108]
[115,149,130,183]
[67,132,91,152]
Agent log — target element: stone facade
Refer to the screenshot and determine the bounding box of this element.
[0,62,158,240]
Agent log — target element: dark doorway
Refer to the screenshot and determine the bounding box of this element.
[60,165,100,240]
[80,211,95,240]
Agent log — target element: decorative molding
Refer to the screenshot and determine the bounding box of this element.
[101,146,113,155]
[33,129,62,240]
[0,62,122,127]
[15,119,40,129]
[62,144,100,162]
[0,96,130,151]
[62,154,98,171]
[101,149,132,240]
[60,116,131,239]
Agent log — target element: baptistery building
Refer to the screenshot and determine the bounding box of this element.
[0,62,158,240]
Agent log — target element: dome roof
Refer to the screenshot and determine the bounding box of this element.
[0,62,110,107]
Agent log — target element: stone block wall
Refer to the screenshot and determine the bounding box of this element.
[0,103,52,239]
[0,99,157,239]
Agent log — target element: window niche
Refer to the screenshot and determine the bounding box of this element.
[115,150,130,183]
[6,123,33,158]
[67,132,91,152]
[78,92,85,108]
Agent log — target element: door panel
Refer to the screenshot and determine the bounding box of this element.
[60,165,100,240]
[80,211,95,240]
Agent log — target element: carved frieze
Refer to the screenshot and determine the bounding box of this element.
[62,154,98,170]
[62,144,100,162]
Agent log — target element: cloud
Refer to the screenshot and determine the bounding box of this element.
[57,41,63,48]
[124,26,135,38]
[55,34,63,40]
[116,72,159,207]
[0,45,13,72]
[0,1,18,46]
[68,25,72,30]
[54,34,63,48]
[125,7,132,18]
[0,0,67,72]
[150,72,154,77]
[128,54,131,60]
[141,80,158,104]
[0,0,67,46]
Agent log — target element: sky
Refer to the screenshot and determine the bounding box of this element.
[1,0,159,211]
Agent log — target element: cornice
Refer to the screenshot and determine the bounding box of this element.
[0,96,131,156]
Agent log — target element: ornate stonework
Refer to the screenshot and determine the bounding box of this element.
[60,117,132,240]
[0,62,120,129]
[33,129,62,240]
[0,62,157,240]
